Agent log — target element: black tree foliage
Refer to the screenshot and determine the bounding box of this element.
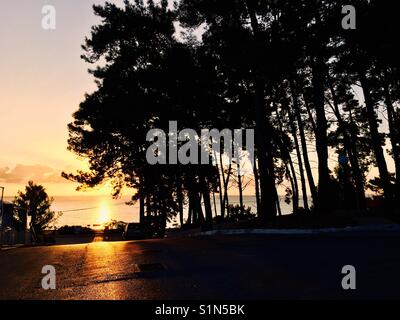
[64,0,400,232]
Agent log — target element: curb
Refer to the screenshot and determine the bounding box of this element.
[0,244,24,252]
[191,224,400,237]
[0,243,56,251]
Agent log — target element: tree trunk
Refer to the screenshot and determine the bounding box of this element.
[383,73,400,201]
[219,151,230,218]
[359,71,393,203]
[252,155,261,215]
[287,105,309,211]
[327,78,366,210]
[274,104,298,214]
[303,92,317,134]
[275,187,282,217]
[288,153,299,214]
[245,0,277,221]
[237,160,244,214]
[199,175,212,229]
[290,80,317,206]
[139,192,145,224]
[254,79,278,220]
[216,158,224,218]
[176,178,184,228]
[214,140,225,218]
[222,161,232,218]
[311,55,331,214]
[212,190,218,218]
[187,189,193,226]
[282,156,297,215]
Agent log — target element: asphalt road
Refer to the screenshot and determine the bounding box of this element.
[1,234,399,300]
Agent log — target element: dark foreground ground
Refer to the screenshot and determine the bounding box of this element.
[0,234,399,300]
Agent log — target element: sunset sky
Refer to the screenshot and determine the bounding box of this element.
[0,0,126,197]
[0,0,392,199]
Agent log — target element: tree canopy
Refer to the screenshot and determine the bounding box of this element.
[64,0,400,231]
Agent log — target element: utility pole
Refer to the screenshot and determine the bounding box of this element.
[0,186,4,247]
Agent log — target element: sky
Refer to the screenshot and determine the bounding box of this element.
[0,0,394,200]
[0,0,127,197]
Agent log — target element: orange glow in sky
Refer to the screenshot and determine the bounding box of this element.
[0,0,125,197]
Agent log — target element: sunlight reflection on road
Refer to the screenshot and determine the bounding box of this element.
[78,241,135,299]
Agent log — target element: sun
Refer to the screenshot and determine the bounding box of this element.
[98,202,110,225]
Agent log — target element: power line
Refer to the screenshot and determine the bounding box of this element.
[58,202,136,213]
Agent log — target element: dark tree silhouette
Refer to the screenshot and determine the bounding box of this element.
[13,181,56,238]
[64,0,400,231]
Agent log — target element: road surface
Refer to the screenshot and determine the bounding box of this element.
[1,234,399,299]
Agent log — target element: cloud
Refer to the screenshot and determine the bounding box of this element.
[0,164,65,184]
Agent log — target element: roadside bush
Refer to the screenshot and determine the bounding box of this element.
[57,225,95,235]
[219,205,257,223]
